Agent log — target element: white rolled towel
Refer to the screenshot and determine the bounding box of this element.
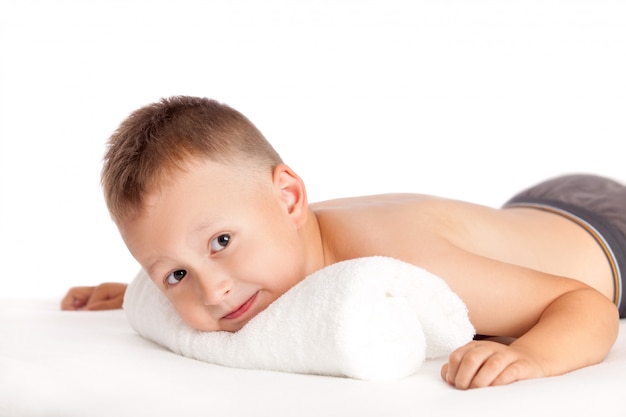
[124,256,475,380]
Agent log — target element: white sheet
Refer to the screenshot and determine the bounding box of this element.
[1,298,625,417]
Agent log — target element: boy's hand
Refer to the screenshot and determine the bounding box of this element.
[60,282,127,311]
[441,340,544,389]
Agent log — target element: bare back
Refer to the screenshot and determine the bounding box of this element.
[311,194,613,336]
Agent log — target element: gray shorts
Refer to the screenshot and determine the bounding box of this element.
[503,174,626,318]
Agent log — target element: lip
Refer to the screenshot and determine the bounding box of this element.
[222,291,259,320]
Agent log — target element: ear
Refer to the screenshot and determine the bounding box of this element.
[272,164,308,229]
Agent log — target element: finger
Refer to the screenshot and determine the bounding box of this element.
[86,285,113,305]
[440,363,449,384]
[60,287,93,310]
[469,352,517,388]
[445,343,483,388]
[454,349,491,389]
[447,340,519,389]
[84,296,124,311]
[490,362,523,387]
[490,356,543,387]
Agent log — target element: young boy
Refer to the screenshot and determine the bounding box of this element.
[61,96,623,389]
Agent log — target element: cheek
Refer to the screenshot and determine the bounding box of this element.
[169,296,217,331]
[236,235,304,290]
[245,210,301,260]
[264,244,307,292]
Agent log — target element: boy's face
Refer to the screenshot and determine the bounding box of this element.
[118,159,308,332]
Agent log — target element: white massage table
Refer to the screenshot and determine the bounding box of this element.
[1,298,624,417]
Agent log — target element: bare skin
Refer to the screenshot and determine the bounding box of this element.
[61,282,126,311]
[63,160,619,389]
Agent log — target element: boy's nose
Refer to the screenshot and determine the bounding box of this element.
[195,273,232,306]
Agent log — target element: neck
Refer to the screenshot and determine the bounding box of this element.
[300,207,331,278]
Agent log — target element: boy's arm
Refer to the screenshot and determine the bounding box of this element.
[60,282,127,311]
[425,245,620,390]
[442,287,618,389]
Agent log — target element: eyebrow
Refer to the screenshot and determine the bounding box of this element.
[144,253,181,281]
[145,259,167,280]
[190,218,223,235]
[191,222,214,235]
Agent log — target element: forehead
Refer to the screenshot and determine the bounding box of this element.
[118,158,276,259]
[148,157,268,203]
[124,158,272,228]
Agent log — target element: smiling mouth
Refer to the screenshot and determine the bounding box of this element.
[222,292,259,320]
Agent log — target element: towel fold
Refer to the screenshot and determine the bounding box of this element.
[124,256,475,380]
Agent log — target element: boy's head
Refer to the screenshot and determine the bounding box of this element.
[102,96,283,225]
[103,96,312,332]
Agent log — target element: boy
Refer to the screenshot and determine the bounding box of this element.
[62,96,623,389]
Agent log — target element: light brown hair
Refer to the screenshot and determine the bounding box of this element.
[101,96,283,223]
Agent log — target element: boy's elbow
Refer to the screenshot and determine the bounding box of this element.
[591,291,620,360]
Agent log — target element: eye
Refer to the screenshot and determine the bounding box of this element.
[165,269,187,286]
[210,233,231,253]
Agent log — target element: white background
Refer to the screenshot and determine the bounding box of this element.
[1,0,624,299]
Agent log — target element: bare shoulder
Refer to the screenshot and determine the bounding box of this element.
[310,193,492,262]
[310,193,470,218]
[311,193,501,234]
